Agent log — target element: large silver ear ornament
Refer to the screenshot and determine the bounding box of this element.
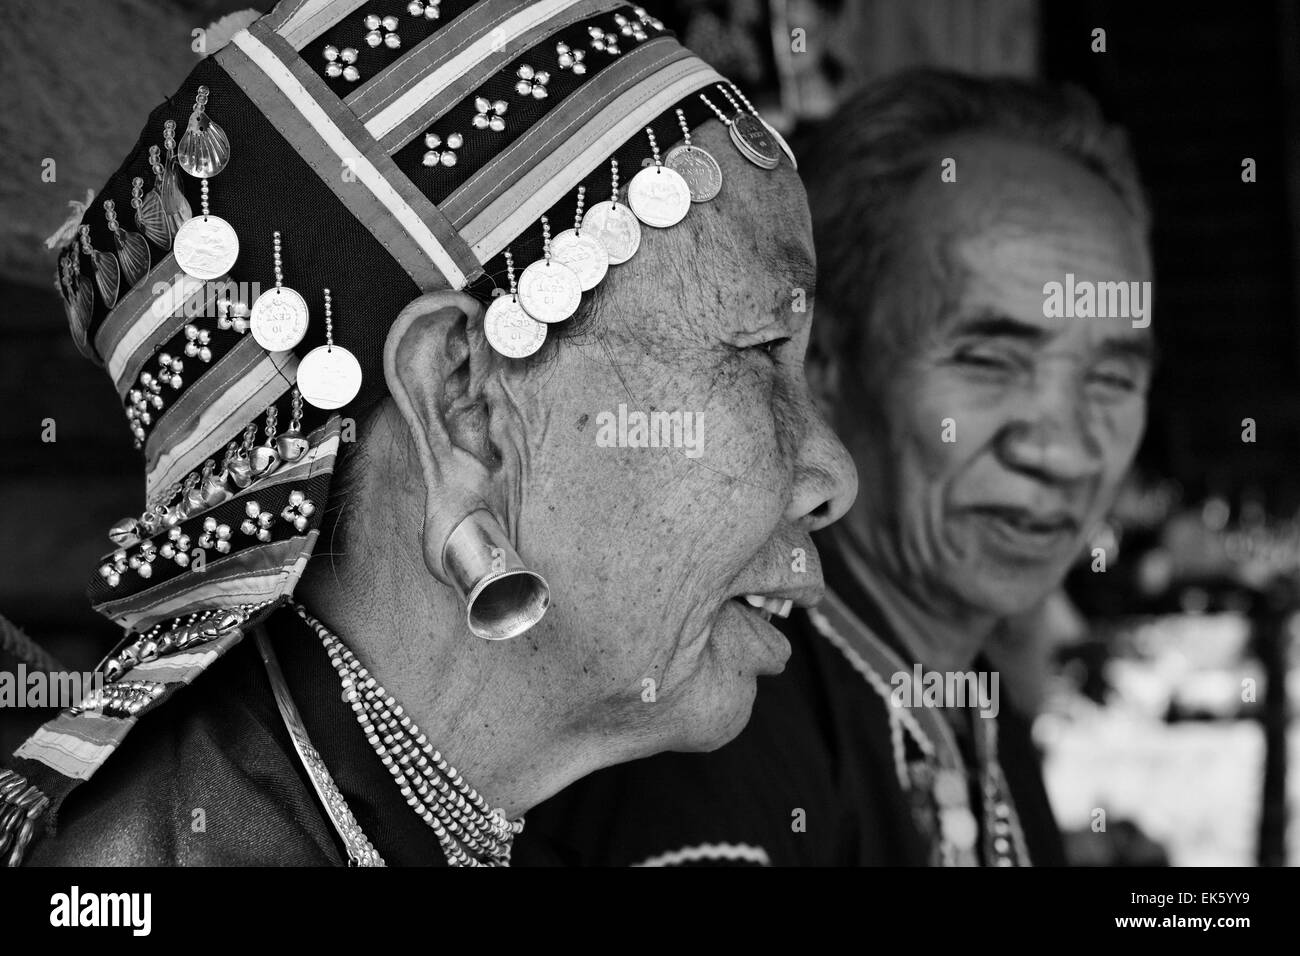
[441,510,550,640]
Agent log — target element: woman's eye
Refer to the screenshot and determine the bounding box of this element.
[751,337,791,359]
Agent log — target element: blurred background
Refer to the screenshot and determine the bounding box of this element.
[1,0,1297,865]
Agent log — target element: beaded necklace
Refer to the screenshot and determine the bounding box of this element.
[267,604,524,866]
[806,591,1030,866]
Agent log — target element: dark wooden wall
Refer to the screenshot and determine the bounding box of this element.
[1043,0,1300,512]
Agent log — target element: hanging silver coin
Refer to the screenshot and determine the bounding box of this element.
[628,165,692,228]
[173,215,239,280]
[581,200,641,265]
[485,294,548,358]
[250,286,310,352]
[664,144,723,202]
[729,113,780,170]
[297,345,362,410]
[517,259,582,324]
[761,117,798,170]
[549,228,609,291]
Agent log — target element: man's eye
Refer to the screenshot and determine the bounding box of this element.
[954,346,1016,370]
[1087,362,1140,393]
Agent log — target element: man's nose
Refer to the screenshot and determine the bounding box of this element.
[997,383,1104,485]
[787,401,858,531]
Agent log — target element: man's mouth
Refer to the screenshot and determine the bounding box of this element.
[969,505,1080,556]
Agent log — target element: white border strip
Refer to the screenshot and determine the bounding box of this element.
[363,0,581,140]
[106,272,208,386]
[231,29,468,289]
[146,351,298,500]
[277,0,368,50]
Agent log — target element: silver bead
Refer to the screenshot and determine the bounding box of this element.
[384,32,401,49]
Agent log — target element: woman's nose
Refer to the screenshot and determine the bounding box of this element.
[787,403,858,531]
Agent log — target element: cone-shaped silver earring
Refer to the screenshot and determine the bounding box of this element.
[442,510,549,640]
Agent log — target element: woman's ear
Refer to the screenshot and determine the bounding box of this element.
[384,290,502,581]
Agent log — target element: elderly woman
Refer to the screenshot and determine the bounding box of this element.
[0,1,854,867]
[520,69,1154,866]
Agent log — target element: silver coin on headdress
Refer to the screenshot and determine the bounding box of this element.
[517,259,582,324]
[297,345,362,409]
[250,287,311,352]
[173,215,240,280]
[549,228,609,291]
[664,144,723,202]
[484,294,548,358]
[581,200,641,265]
[628,165,692,228]
[729,113,780,170]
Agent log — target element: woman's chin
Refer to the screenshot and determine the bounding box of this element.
[667,655,760,753]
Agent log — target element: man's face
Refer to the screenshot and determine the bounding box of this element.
[845,134,1153,620]
[513,120,856,757]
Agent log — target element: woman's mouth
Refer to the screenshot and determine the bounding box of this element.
[717,594,795,673]
[735,593,794,621]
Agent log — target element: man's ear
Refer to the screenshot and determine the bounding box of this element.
[384,289,504,581]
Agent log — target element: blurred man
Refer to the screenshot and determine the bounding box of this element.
[518,69,1154,866]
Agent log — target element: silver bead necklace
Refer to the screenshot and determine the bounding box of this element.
[293,603,523,866]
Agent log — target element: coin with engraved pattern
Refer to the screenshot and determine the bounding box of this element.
[484,294,547,358]
[664,144,722,202]
[173,215,239,280]
[549,228,609,291]
[249,286,310,352]
[517,259,582,324]
[580,200,641,265]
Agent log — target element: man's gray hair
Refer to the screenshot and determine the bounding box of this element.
[798,68,1150,380]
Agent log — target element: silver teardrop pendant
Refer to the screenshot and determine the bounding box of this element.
[80,225,119,308]
[59,248,96,363]
[160,120,193,237]
[108,196,151,285]
[177,86,231,179]
[115,228,151,286]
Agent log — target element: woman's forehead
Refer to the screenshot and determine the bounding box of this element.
[627,121,813,335]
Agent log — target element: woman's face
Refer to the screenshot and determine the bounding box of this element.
[515,121,856,756]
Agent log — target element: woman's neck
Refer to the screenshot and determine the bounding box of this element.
[295,507,581,820]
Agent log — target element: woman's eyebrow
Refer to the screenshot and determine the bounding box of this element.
[763,236,818,302]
